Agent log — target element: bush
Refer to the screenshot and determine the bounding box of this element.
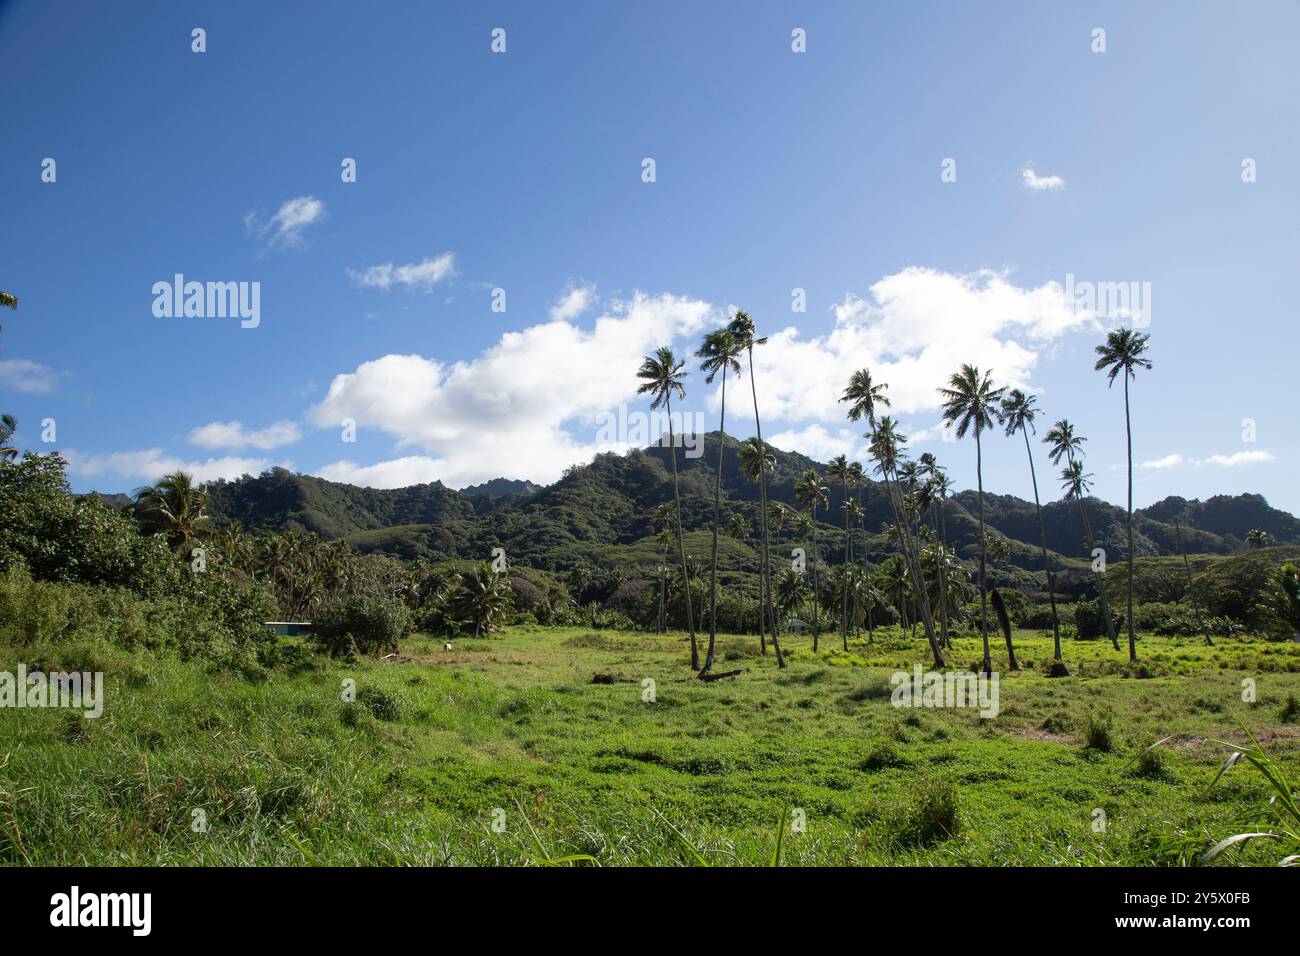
[893,777,959,846]
[1082,712,1115,752]
[1074,598,1123,641]
[315,592,412,657]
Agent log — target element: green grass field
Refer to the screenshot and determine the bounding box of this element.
[3,626,1298,866]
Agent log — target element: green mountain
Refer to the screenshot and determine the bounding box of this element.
[203,436,1300,578]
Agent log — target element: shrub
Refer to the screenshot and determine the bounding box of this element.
[1280,694,1299,724]
[1082,712,1115,752]
[893,777,959,846]
[315,592,412,657]
[1074,598,1124,641]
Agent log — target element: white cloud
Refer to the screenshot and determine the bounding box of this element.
[64,448,277,484]
[308,291,717,487]
[733,267,1094,430]
[766,424,867,463]
[1133,450,1274,471]
[1021,164,1065,191]
[188,419,301,451]
[347,254,456,292]
[246,196,326,249]
[1199,450,1274,468]
[549,282,596,321]
[0,358,65,394]
[1136,453,1185,470]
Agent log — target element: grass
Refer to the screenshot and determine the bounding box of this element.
[2,624,1298,865]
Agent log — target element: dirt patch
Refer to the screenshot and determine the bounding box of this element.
[1169,725,1300,753]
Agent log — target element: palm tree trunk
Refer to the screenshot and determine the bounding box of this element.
[1067,448,1120,651]
[702,370,728,673]
[810,515,820,651]
[937,498,951,649]
[1024,429,1062,662]
[665,395,699,669]
[841,478,850,650]
[746,346,784,667]
[884,463,944,667]
[1124,374,1137,662]
[975,431,993,675]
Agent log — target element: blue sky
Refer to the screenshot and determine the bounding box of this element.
[2,0,1296,513]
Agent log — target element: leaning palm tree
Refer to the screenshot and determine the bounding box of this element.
[728,310,784,667]
[1001,389,1063,664]
[637,347,699,669]
[794,469,829,651]
[1045,420,1119,651]
[696,328,743,673]
[841,370,944,667]
[826,453,854,649]
[938,364,1010,674]
[1094,328,1153,663]
[134,470,210,550]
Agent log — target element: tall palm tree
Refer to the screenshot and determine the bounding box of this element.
[696,328,742,673]
[841,370,944,667]
[794,469,829,651]
[729,311,784,667]
[637,347,699,669]
[826,453,854,649]
[0,291,15,312]
[938,364,1010,675]
[1094,328,1153,663]
[919,456,953,649]
[134,470,210,550]
[1001,389,1063,664]
[738,433,784,665]
[1045,420,1119,651]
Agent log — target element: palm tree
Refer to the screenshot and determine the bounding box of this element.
[453,563,513,638]
[729,311,784,667]
[775,566,809,625]
[1094,328,1153,663]
[826,453,854,650]
[1246,528,1270,550]
[938,364,1010,674]
[696,328,742,672]
[841,369,944,667]
[1173,510,1213,646]
[0,291,15,312]
[637,347,699,669]
[738,433,783,664]
[1001,389,1063,664]
[134,470,210,550]
[1045,420,1119,651]
[794,469,829,651]
[920,456,954,649]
